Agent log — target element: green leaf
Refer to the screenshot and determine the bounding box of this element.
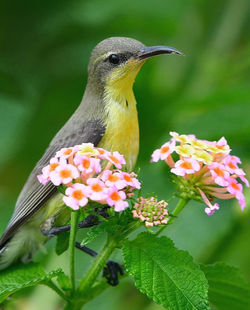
[201,263,250,310]
[56,231,70,255]
[81,222,106,246]
[81,210,134,246]
[57,272,71,292]
[122,232,209,310]
[0,263,63,302]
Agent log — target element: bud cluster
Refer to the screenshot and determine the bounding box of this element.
[132,197,169,227]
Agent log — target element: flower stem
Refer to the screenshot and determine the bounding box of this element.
[77,274,129,305]
[77,235,117,294]
[155,198,189,236]
[44,280,68,301]
[74,222,140,308]
[69,210,80,293]
[172,197,190,217]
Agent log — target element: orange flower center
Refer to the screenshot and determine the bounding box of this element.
[213,167,224,177]
[231,182,240,190]
[60,169,72,179]
[82,159,90,169]
[180,162,192,169]
[109,155,119,164]
[161,146,169,154]
[216,145,225,150]
[64,149,72,155]
[124,174,132,182]
[92,183,102,192]
[108,174,119,182]
[50,163,59,171]
[72,190,84,200]
[228,162,236,169]
[110,192,121,201]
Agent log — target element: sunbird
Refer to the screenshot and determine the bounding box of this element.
[0,37,182,274]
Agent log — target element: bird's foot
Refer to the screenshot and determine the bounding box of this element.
[41,214,99,237]
[96,206,110,218]
[75,242,123,286]
[103,260,124,286]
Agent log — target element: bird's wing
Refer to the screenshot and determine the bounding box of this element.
[0,119,106,248]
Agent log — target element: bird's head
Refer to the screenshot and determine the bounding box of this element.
[87,37,182,100]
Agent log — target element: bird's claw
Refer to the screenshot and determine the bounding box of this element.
[103,260,124,286]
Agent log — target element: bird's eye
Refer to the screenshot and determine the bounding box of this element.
[108,54,120,64]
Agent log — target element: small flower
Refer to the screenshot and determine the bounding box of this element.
[74,154,101,174]
[205,203,220,216]
[239,175,249,187]
[42,157,67,178]
[120,172,141,189]
[63,183,89,210]
[223,155,245,175]
[151,141,175,162]
[78,143,100,156]
[50,164,79,186]
[192,150,213,164]
[217,137,227,146]
[86,178,107,201]
[42,158,60,178]
[226,178,244,200]
[96,147,111,159]
[55,147,78,159]
[175,144,195,157]
[101,170,127,189]
[37,157,67,185]
[205,144,223,154]
[133,197,169,227]
[171,158,200,176]
[199,189,220,216]
[208,163,230,186]
[190,139,211,150]
[170,132,195,144]
[106,151,126,169]
[214,137,230,154]
[106,188,129,211]
[226,178,245,209]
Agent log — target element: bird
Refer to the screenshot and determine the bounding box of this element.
[0,37,182,271]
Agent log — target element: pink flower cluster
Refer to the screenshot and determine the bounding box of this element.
[38,143,140,212]
[132,197,169,227]
[151,132,249,215]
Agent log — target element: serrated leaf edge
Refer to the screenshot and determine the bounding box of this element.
[0,268,63,299]
[123,232,209,310]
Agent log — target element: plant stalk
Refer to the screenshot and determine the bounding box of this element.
[45,280,68,301]
[155,198,189,236]
[78,235,117,294]
[69,210,80,293]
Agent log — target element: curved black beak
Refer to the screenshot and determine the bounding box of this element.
[137,45,183,60]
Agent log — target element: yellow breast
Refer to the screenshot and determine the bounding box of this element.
[98,91,139,171]
[97,59,144,171]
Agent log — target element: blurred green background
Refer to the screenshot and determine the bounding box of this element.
[0,0,250,309]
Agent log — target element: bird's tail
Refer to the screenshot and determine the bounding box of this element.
[0,244,16,270]
[0,225,46,271]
